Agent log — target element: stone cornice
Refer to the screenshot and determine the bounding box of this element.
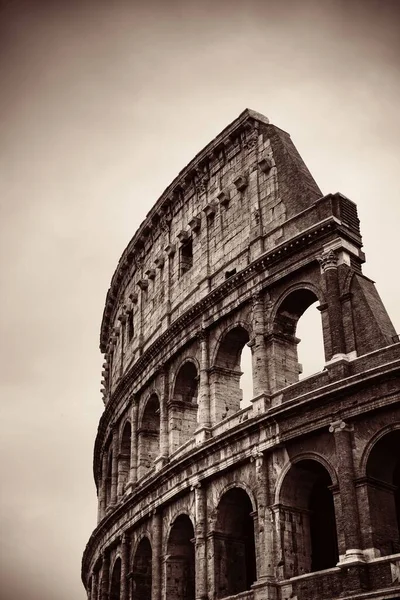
[93,214,363,484]
[82,352,400,584]
[100,109,270,353]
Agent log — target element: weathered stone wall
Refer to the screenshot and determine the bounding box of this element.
[83,110,400,600]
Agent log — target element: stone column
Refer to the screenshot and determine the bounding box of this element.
[120,533,129,600]
[196,328,211,440]
[251,449,274,582]
[111,426,119,505]
[98,451,108,521]
[329,419,364,563]
[101,551,110,600]
[319,250,346,359]
[194,482,208,600]
[152,511,162,600]
[250,293,269,413]
[157,367,169,465]
[127,396,138,489]
[92,568,99,600]
[118,313,127,377]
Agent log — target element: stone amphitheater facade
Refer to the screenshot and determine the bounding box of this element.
[82,109,400,600]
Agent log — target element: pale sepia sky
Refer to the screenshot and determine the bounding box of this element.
[0,1,399,598]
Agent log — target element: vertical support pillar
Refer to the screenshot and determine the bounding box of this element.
[250,292,270,414]
[164,240,175,327]
[118,313,127,377]
[120,533,129,600]
[101,551,110,600]
[329,419,364,564]
[194,482,207,600]
[152,510,162,600]
[251,450,277,600]
[195,328,211,441]
[127,395,138,490]
[92,568,99,600]
[156,367,169,467]
[319,250,346,359]
[111,425,119,506]
[98,451,108,521]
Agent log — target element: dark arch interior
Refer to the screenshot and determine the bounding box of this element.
[215,487,256,598]
[366,430,400,555]
[138,394,160,478]
[215,326,250,371]
[109,558,121,600]
[132,537,152,600]
[166,515,195,600]
[280,460,338,576]
[174,362,198,403]
[119,422,131,492]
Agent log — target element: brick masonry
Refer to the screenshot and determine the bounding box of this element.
[83,109,400,600]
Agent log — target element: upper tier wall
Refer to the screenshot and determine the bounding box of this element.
[101,110,326,397]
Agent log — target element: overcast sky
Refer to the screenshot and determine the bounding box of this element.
[0,1,399,598]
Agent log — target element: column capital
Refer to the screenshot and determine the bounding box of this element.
[318,249,338,272]
[329,419,352,433]
[196,327,208,342]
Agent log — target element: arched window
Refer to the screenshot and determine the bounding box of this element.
[170,362,198,452]
[132,537,152,600]
[118,422,131,495]
[211,325,252,422]
[365,430,400,556]
[137,394,160,480]
[166,515,195,600]
[278,459,338,578]
[214,488,256,598]
[273,289,323,388]
[109,557,121,600]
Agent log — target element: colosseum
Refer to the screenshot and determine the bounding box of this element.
[82,109,400,600]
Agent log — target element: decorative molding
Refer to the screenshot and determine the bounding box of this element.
[189,216,201,233]
[318,249,338,272]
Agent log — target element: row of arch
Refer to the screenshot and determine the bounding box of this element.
[94,427,400,599]
[101,287,326,508]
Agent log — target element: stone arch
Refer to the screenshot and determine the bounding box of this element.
[109,556,121,600]
[211,481,257,530]
[170,360,199,452]
[210,322,253,423]
[274,452,338,504]
[359,423,400,478]
[132,536,152,600]
[165,514,195,600]
[213,486,257,598]
[137,392,160,479]
[118,420,131,495]
[270,283,325,388]
[276,457,338,578]
[362,426,400,556]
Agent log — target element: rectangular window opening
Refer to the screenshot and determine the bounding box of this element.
[180,238,193,276]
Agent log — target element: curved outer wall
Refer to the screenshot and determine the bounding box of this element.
[82,109,400,600]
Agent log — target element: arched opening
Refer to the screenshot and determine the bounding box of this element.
[278,459,338,578]
[211,326,252,422]
[166,515,195,600]
[118,422,131,495]
[109,557,121,600]
[296,300,325,379]
[170,362,198,452]
[273,289,323,388]
[138,394,160,479]
[214,487,256,598]
[132,537,152,600]
[365,430,400,556]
